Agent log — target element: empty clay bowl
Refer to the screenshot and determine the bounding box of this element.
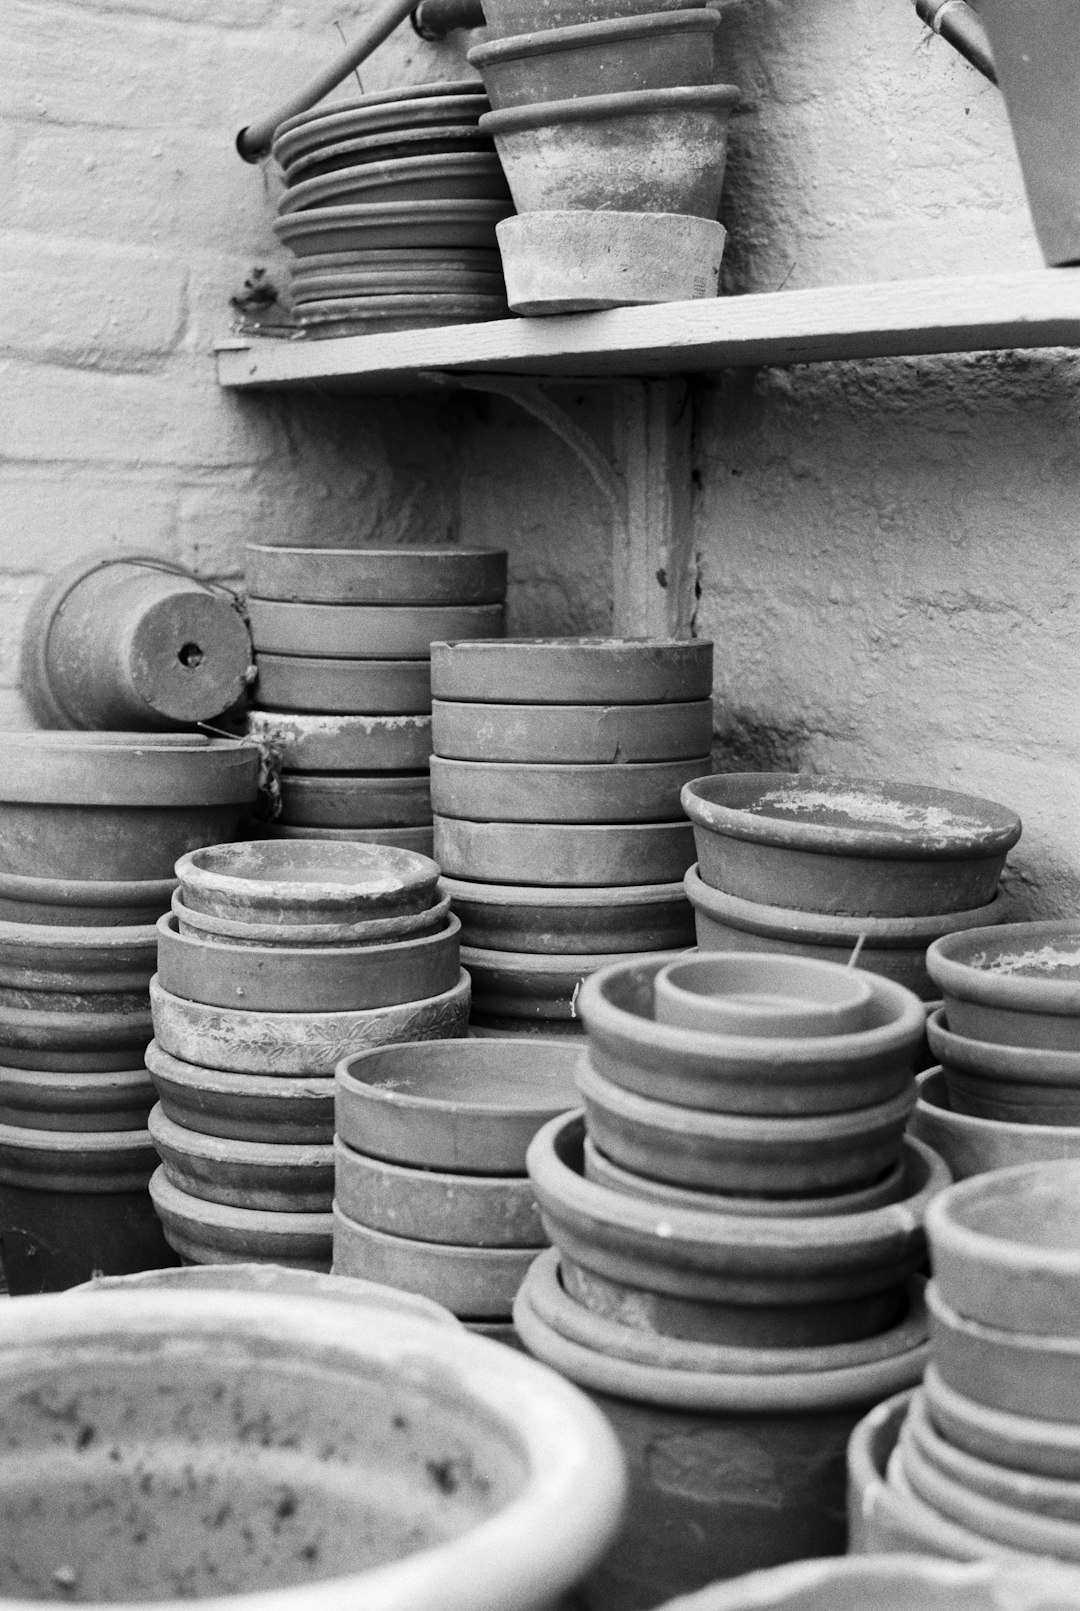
[254,653,433,715]
[911,1068,1080,1181]
[926,1159,1080,1337]
[335,1037,580,1173]
[924,1360,1080,1482]
[246,545,506,606]
[575,954,925,1116]
[927,1007,1080,1125]
[927,1281,1080,1424]
[497,210,725,314]
[439,875,694,954]
[430,637,713,706]
[928,922,1080,1051]
[174,839,440,926]
[682,773,1021,919]
[653,952,876,1039]
[334,1136,545,1247]
[480,86,740,217]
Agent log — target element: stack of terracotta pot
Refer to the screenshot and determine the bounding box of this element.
[852,1160,1080,1566]
[468,0,738,313]
[513,948,948,1607]
[681,772,1022,1004]
[911,919,1080,1182]
[244,545,507,855]
[430,637,710,1035]
[146,839,471,1271]
[0,732,258,1292]
[270,80,513,334]
[332,1037,578,1324]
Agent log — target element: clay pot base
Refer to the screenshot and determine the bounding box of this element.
[254,653,432,715]
[431,637,713,705]
[146,1039,333,1144]
[0,1063,154,1133]
[432,696,712,764]
[431,755,705,824]
[248,598,505,659]
[440,874,693,953]
[246,710,433,772]
[498,210,725,314]
[150,1166,332,1269]
[245,545,506,607]
[332,1201,535,1318]
[264,823,435,855]
[928,919,1080,1051]
[462,944,641,1021]
[683,772,1021,919]
[173,889,450,950]
[176,839,439,926]
[335,1036,580,1173]
[911,1068,1080,1183]
[334,1136,544,1246]
[435,816,695,887]
[277,771,431,830]
[0,1118,156,1193]
[150,1105,333,1213]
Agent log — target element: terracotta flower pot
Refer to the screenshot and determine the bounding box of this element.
[432,697,712,765]
[172,888,450,950]
[926,1008,1080,1125]
[928,921,1080,1051]
[469,11,721,109]
[149,1103,333,1212]
[175,839,439,926]
[0,1061,155,1132]
[247,710,433,773]
[150,971,471,1077]
[0,869,176,927]
[150,1167,332,1269]
[147,1038,333,1144]
[653,952,875,1040]
[926,1160,1080,1337]
[254,652,433,715]
[480,86,740,217]
[685,864,1006,1001]
[431,756,706,824]
[463,945,638,1022]
[246,599,505,659]
[334,1135,545,1246]
[245,544,506,605]
[434,817,695,887]
[911,1068,1080,1182]
[430,637,713,705]
[335,1036,580,1173]
[682,774,1021,919]
[928,1280,1080,1423]
[575,954,925,1116]
[0,1279,626,1611]
[924,1359,1080,1483]
[263,822,435,855]
[440,874,694,953]
[156,911,460,1013]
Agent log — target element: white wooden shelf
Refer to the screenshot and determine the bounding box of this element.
[216,268,1080,392]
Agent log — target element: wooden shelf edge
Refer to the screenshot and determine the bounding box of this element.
[216,268,1080,392]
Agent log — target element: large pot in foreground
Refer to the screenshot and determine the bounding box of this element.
[0,1286,626,1611]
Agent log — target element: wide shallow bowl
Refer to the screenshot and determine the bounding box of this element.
[254,652,432,715]
[928,1280,1080,1424]
[927,1007,1080,1124]
[439,874,693,953]
[682,774,1021,919]
[246,710,433,773]
[926,1159,1080,1336]
[171,888,450,950]
[577,1056,915,1197]
[685,864,1006,1000]
[279,153,511,215]
[470,11,721,108]
[528,1113,947,1346]
[0,1281,625,1611]
[247,598,505,659]
[175,839,439,926]
[431,637,713,705]
[336,1037,579,1173]
[333,1202,537,1319]
[149,971,470,1076]
[653,952,876,1039]
[434,816,695,886]
[576,953,925,1116]
[497,209,725,314]
[462,944,637,1022]
[149,1104,334,1213]
[334,1136,544,1246]
[430,755,705,824]
[911,1068,1080,1181]
[146,1039,333,1144]
[150,1168,332,1269]
[0,1060,155,1132]
[928,921,1080,1050]
[431,697,712,765]
[0,869,176,927]
[480,86,740,217]
[924,1360,1080,1482]
[245,545,507,607]
[277,771,432,830]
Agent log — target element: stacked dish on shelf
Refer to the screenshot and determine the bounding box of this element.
[681,772,1022,1002]
[430,637,710,1035]
[512,948,945,1605]
[912,919,1080,1180]
[0,733,258,1292]
[469,0,738,312]
[244,544,507,856]
[852,1160,1080,1566]
[332,1037,578,1323]
[270,80,513,334]
[146,839,471,1271]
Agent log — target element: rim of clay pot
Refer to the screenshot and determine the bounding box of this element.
[926,1159,1080,1334]
[146,1037,334,1099]
[0,868,177,908]
[927,1280,1080,1422]
[0,1281,627,1611]
[332,1201,538,1317]
[274,80,486,142]
[914,1066,1080,1162]
[171,888,450,947]
[684,864,1007,946]
[923,1360,1080,1480]
[337,1037,581,1122]
[440,875,688,909]
[175,840,439,920]
[0,1000,153,1050]
[150,1164,334,1235]
[469,7,719,67]
[430,637,713,705]
[653,951,876,1039]
[272,199,513,245]
[928,921,1080,1016]
[0,919,157,971]
[0,1118,156,1191]
[681,774,1021,862]
[284,130,497,186]
[513,1255,929,1412]
[0,733,260,806]
[527,1112,948,1281]
[927,1007,1080,1086]
[333,1135,543,1246]
[149,1105,334,1212]
[280,152,510,217]
[479,83,740,135]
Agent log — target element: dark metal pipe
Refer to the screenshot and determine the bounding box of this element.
[411,0,486,41]
[915,0,998,85]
